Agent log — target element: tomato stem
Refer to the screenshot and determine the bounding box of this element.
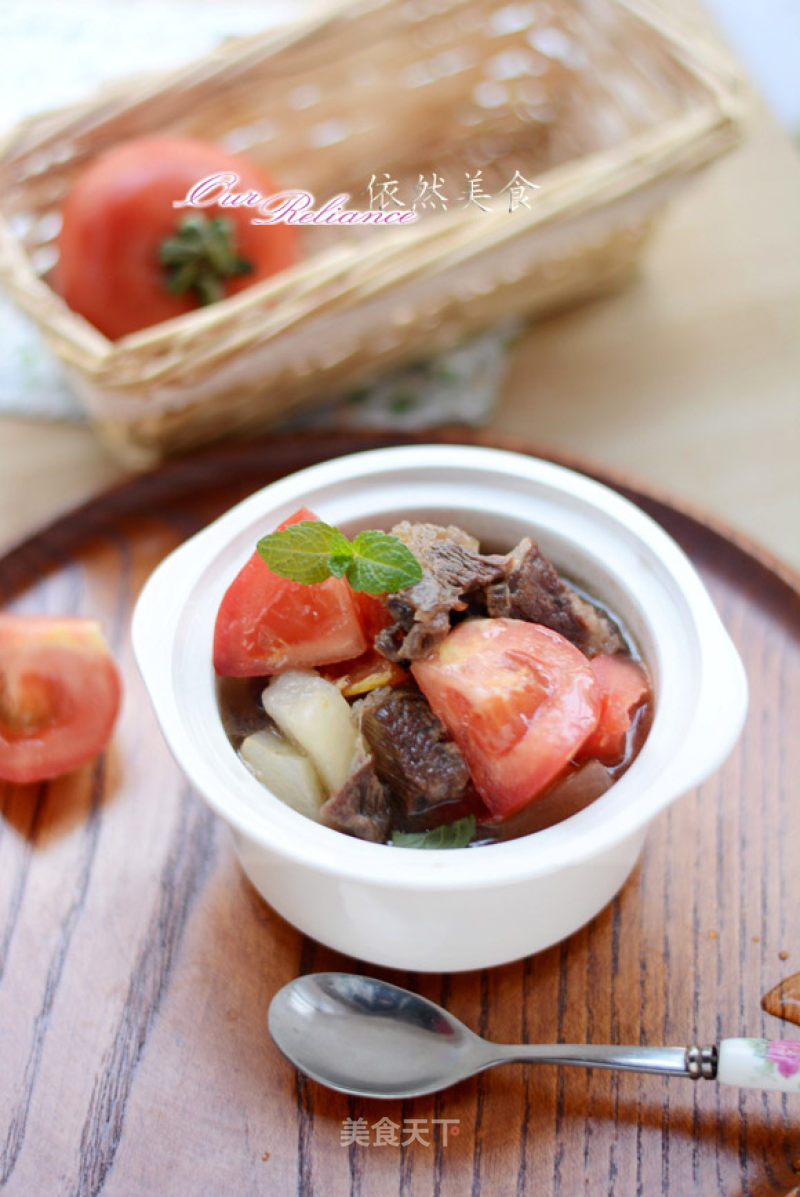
[159,215,253,305]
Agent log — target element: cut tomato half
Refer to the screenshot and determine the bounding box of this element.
[0,616,122,785]
[411,618,602,820]
[213,507,368,677]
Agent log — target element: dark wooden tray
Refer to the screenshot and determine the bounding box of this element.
[1,431,798,1197]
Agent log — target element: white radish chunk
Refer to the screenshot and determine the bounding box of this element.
[240,728,324,820]
[262,670,357,793]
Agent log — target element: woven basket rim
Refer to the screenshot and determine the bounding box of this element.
[0,0,750,375]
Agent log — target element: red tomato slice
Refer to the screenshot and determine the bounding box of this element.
[0,616,122,785]
[57,137,298,340]
[578,655,650,765]
[411,618,602,820]
[213,507,368,677]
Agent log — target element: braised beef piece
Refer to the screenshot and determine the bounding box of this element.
[483,538,624,657]
[375,522,506,662]
[320,682,480,843]
[375,521,623,662]
[320,758,392,843]
[563,592,624,657]
[360,684,472,819]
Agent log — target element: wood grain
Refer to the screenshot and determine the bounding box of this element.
[0,431,798,1197]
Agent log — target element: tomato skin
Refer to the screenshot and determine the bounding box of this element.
[411,618,602,820]
[0,616,121,785]
[213,507,368,678]
[578,655,650,764]
[56,137,298,340]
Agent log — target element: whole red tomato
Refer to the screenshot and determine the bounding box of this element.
[56,137,298,340]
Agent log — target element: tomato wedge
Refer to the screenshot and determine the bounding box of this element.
[411,618,602,820]
[213,507,368,677]
[0,616,122,785]
[577,654,650,765]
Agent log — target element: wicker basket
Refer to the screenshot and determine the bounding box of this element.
[0,0,746,465]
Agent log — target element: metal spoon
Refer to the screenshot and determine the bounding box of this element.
[268,972,800,1099]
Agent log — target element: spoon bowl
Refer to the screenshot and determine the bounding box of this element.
[268,972,489,1098]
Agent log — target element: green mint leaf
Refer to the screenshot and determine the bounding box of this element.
[391,815,476,850]
[257,521,352,585]
[254,521,422,594]
[346,530,423,594]
[328,554,352,579]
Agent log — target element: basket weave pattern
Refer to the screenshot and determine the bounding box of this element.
[0,0,746,463]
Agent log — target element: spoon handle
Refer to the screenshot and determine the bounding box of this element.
[717,1039,800,1092]
[491,1039,800,1092]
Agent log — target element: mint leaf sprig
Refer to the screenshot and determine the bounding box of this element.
[391,815,477,850]
[256,521,423,594]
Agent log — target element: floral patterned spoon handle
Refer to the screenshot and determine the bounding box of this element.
[717,1039,800,1091]
[488,1039,800,1092]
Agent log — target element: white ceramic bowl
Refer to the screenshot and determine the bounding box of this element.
[132,445,747,972]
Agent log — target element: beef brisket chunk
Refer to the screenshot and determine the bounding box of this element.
[483,538,624,657]
[564,591,625,657]
[374,521,623,663]
[375,522,506,661]
[360,684,472,818]
[320,758,392,843]
[393,520,481,557]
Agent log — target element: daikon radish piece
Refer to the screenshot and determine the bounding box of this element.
[262,670,357,792]
[240,728,324,820]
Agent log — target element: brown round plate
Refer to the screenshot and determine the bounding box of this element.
[1,431,798,1196]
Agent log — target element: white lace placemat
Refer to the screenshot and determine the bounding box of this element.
[0,0,516,431]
